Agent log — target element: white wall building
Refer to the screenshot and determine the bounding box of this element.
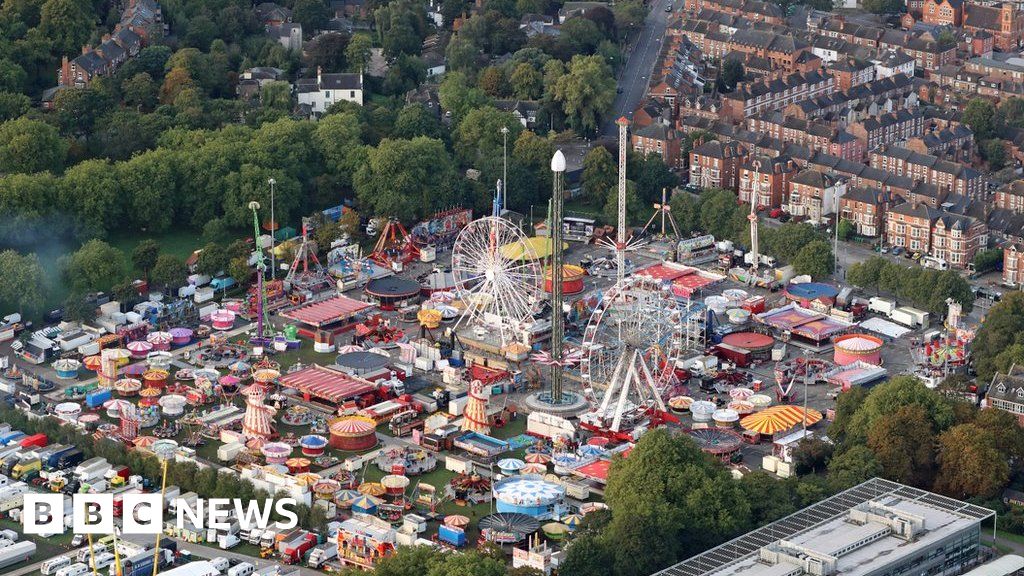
[296,68,363,115]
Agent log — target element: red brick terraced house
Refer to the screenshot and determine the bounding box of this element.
[885,202,987,267]
[721,69,834,121]
[869,145,984,200]
[689,140,747,190]
[997,180,1024,214]
[839,186,898,238]
[846,109,926,153]
[738,154,798,208]
[632,123,684,170]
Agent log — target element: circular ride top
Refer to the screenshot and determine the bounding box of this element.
[451,216,544,346]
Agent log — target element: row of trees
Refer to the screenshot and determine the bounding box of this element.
[662,189,836,278]
[845,256,974,315]
[0,403,331,532]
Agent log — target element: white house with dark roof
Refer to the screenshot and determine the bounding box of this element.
[296,68,363,115]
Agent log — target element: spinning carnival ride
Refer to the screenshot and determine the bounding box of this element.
[451,216,544,346]
[578,275,684,436]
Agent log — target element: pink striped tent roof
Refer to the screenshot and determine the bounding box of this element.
[279,365,376,403]
[281,295,373,328]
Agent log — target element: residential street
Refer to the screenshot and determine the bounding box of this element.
[602,0,673,136]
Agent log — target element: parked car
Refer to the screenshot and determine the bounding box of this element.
[778,213,791,223]
[891,246,904,256]
[911,252,922,260]
[769,208,784,219]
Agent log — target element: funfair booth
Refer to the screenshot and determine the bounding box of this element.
[755,304,852,350]
[281,295,373,340]
[279,364,377,405]
[493,474,565,520]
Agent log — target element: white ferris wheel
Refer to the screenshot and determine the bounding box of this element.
[451,216,544,346]
[578,275,685,432]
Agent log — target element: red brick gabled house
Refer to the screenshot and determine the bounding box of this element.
[738,155,797,209]
[632,123,684,170]
[841,187,898,238]
[689,140,747,190]
[922,0,963,26]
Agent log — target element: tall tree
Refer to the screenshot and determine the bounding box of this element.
[792,239,835,278]
[552,55,616,135]
[39,0,94,55]
[305,32,350,72]
[934,424,1009,499]
[292,0,330,31]
[582,146,616,205]
[962,98,997,140]
[61,239,126,293]
[866,405,937,487]
[150,254,188,290]
[0,250,45,316]
[354,137,457,220]
[510,63,543,100]
[131,239,161,281]
[345,33,373,72]
[0,118,67,174]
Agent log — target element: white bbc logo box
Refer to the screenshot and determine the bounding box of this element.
[23,493,163,535]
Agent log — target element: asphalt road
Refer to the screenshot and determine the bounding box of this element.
[602,0,674,136]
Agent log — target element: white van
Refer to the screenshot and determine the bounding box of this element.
[226,562,254,576]
[210,557,230,573]
[921,256,948,270]
[56,562,90,576]
[41,555,72,575]
[90,553,115,570]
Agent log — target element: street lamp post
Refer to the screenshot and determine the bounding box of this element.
[268,178,276,280]
[834,192,841,277]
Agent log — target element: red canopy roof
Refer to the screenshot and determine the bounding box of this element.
[282,295,372,328]
[279,365,376,403]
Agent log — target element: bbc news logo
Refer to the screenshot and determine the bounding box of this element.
[23,494,299,535]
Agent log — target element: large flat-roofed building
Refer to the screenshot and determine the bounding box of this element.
[652,478,994,576]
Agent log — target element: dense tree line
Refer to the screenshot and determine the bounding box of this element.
[823,376,1024,502]
[846,256,974,315]
[973,292,1024,382]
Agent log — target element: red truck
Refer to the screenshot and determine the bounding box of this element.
[712,343,752,368]
[19,433,47,449]
[277,530,318,564]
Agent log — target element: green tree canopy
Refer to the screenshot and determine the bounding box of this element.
[552,55,615,135]
[150,254,188,289]
[61,239,126,293]
[0,117,67,174]
[792,239,834,278]
[581,145,616,206]
[354,137,458,221]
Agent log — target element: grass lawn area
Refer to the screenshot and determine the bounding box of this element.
[19,227,204,321]
[995,529,1024,545]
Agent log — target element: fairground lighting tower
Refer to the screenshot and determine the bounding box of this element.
[549,149,567,404]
